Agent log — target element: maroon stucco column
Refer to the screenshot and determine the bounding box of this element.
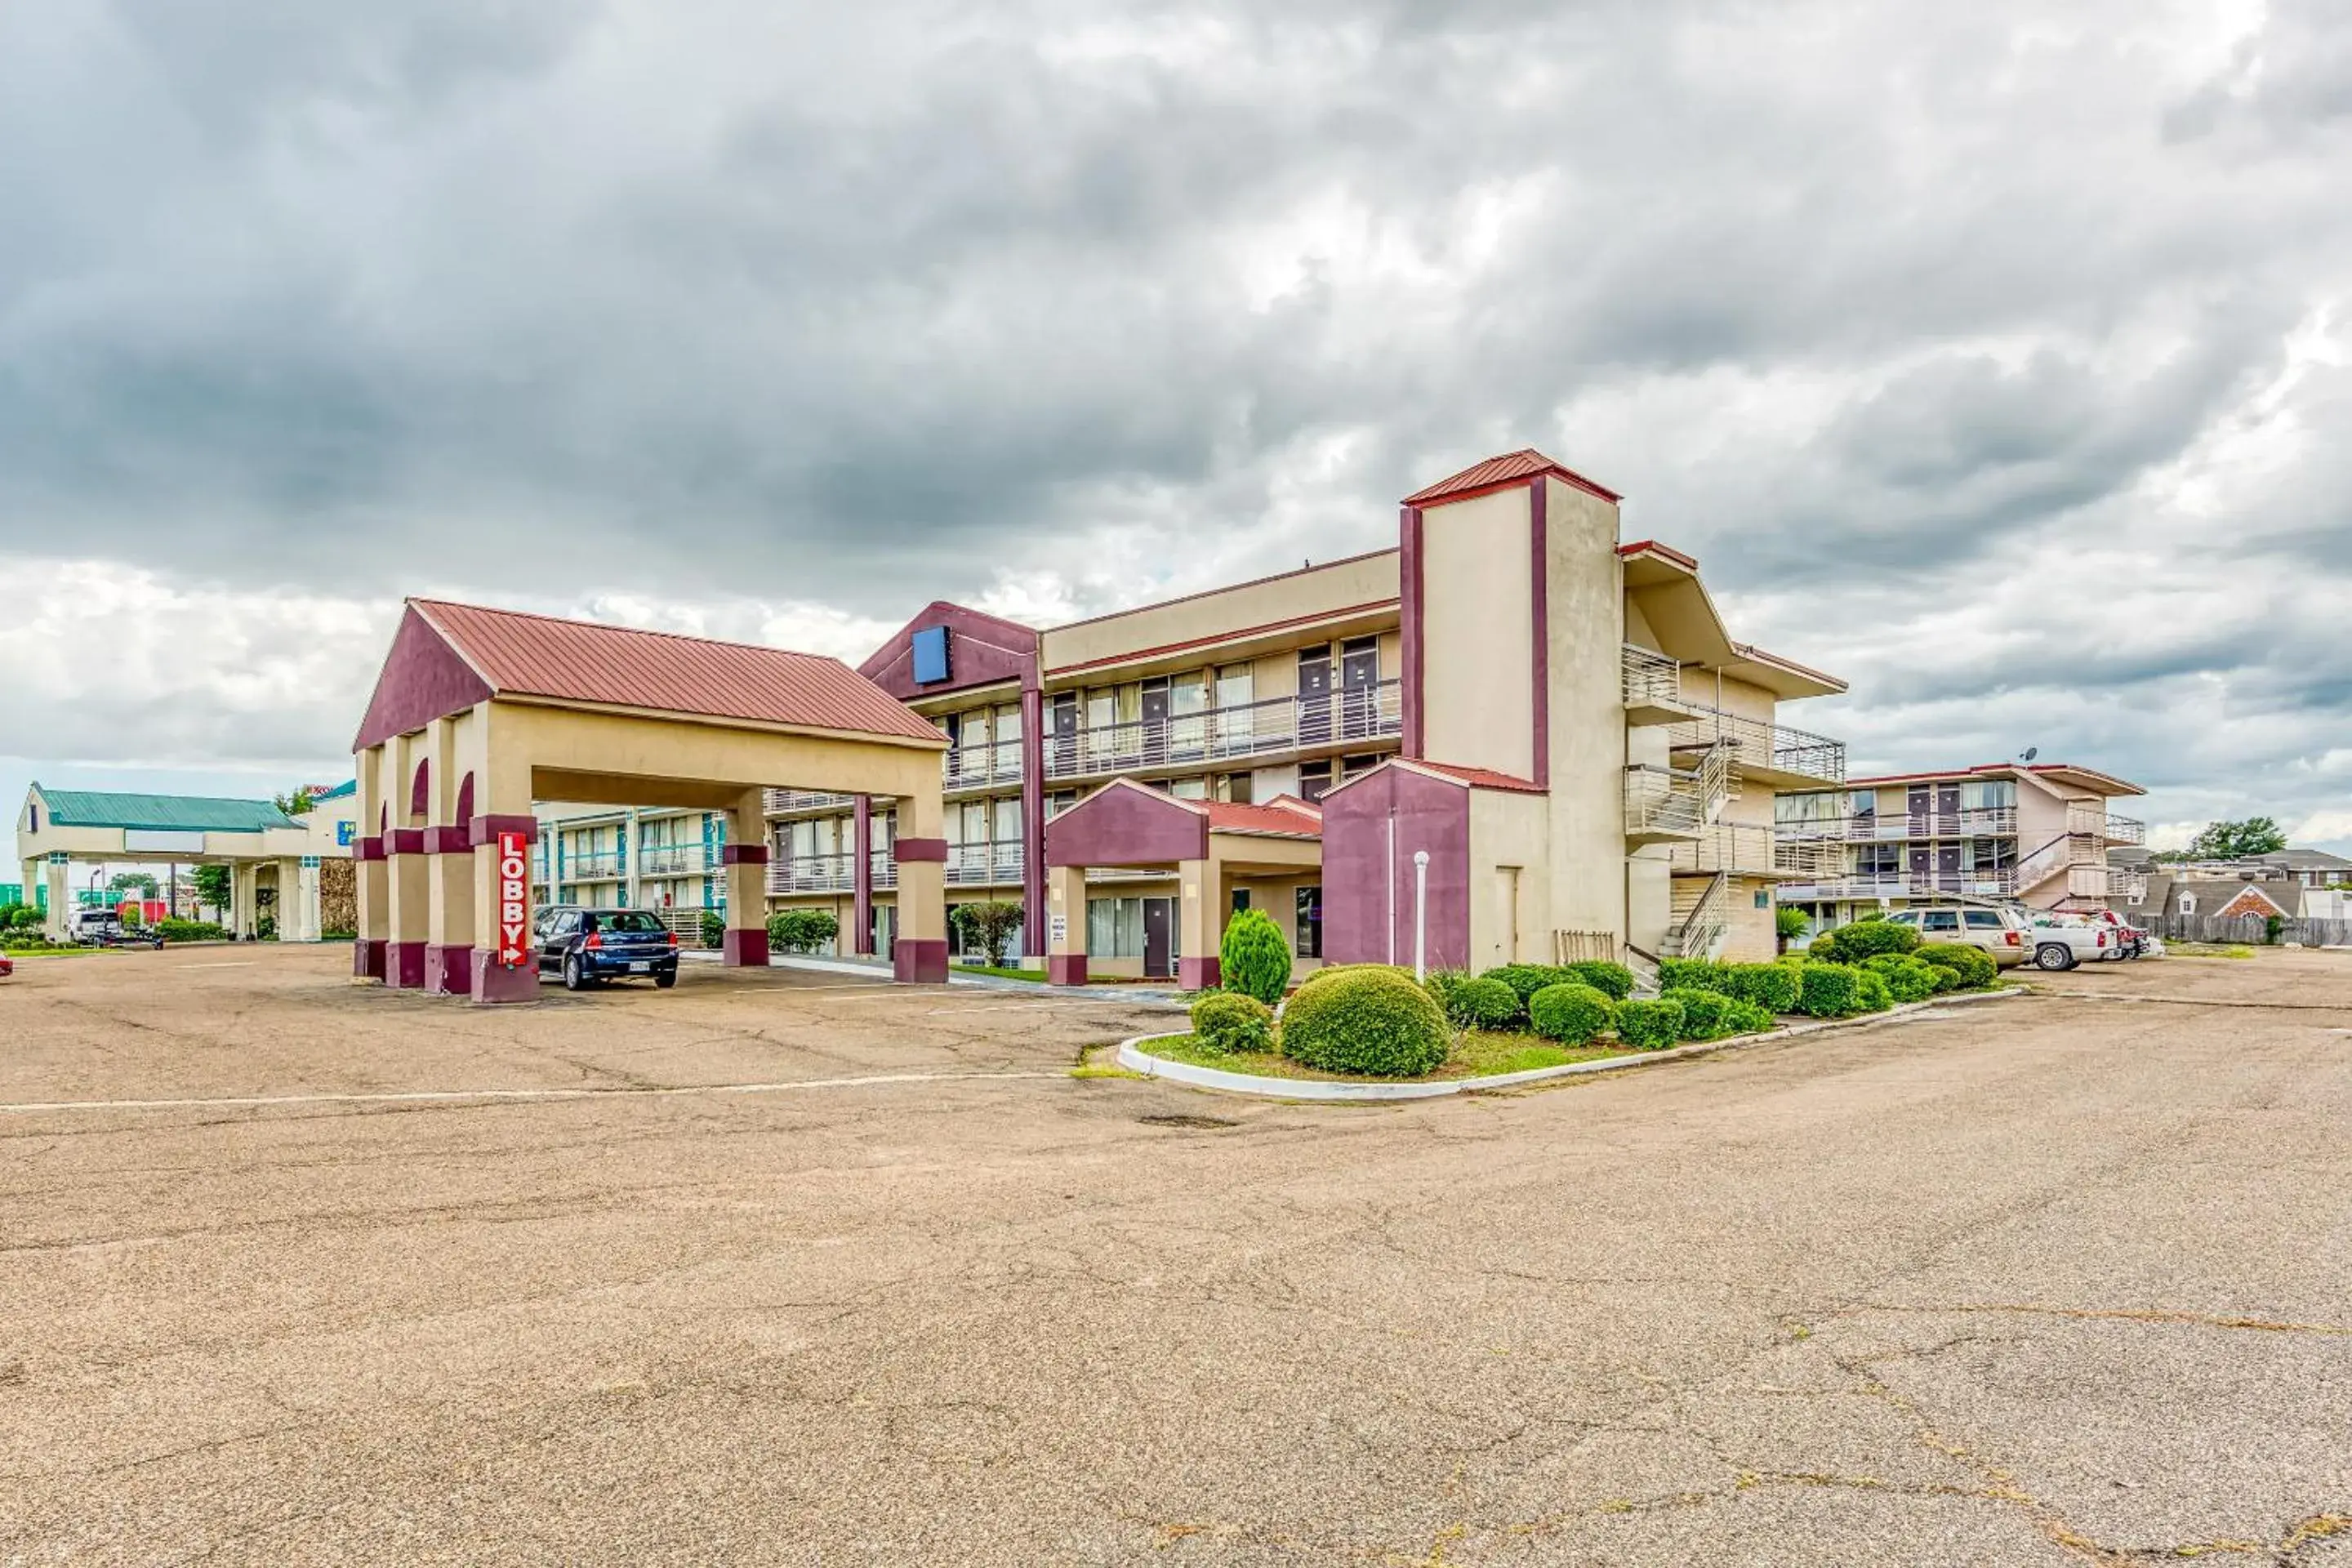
[720,842,771,966]
[852,795,874,956]
[468,814,540,1004]
[1021,671,1045,959]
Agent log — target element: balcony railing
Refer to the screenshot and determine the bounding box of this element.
[768,853,854,894]
[1776,807,2019,842]
[562,853,621,880]
[2105,815,2147,845]
[1621,644,1685,717]
[1625,764,1706,840]
[1775,869,2025,902]
[1043,680,1402,781]
[764,789,856,814]
[871,849,898,890]
[1668,706,1846,785]
[638,845,708,876]
[945,737,1026,792]
[2112,869,2149,902]
[1664,823,1805,880]
[945,841,1026,886]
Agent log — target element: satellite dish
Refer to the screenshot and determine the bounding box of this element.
[2020,747,2039,763]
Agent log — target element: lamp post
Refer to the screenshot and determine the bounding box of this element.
[1413,849,1430,982]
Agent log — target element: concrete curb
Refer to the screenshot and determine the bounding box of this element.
[1116,987,2025,1102]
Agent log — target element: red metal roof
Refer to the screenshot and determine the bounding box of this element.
[1404,760,1547,793]
[412,599,946,745]
[1618,539,1699,569]
[1203,798,1322,838]
[1403,449,1623,507]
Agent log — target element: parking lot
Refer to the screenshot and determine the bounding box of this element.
[3,946,2350,1565]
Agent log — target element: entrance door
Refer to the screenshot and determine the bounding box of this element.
[1298,646,1333,746]
[1907,785,1931,838]
[1052,692,1078,774]
[1140,678,1171,765]
[872,902,897,956]
[1936,843,1962,892]
[1340,636,1379,738]
[1142,898,1174,978]
[1907,846,1932,893]
[1935,782,1962,835]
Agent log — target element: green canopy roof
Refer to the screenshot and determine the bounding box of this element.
[33,786,302,834]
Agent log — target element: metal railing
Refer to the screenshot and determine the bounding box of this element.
[1665,871,1728,959]
[1085,866,1169,883]
[2111,869,2149,902]
[944,737,1026,791]
[637,845,707,876]
[1668,706,1846,785]
[871,849,898,890]
[2105,814,2146,845]
[1775,869,2024,902]
[1664,822,1798,879]
[1621,644,1683,712]
[764,789,856,814]
[562,853,622,880]
[768,853,854,894]
[1776,807,2019,841]
[945,842,1026,885]
[1042,679,1402,781]
[1625,764,1706,838]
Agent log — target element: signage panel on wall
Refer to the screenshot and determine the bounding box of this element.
[124,828,208,854]
[496,831,531,968]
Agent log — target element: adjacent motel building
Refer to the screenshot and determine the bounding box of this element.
[601,448,1854,982]
[1771,762,2148,932]
[16,783,359,940]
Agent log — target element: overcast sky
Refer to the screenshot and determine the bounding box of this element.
[5,0,2348,853]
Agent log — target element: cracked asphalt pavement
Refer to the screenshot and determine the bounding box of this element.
[2,946,2348,1565]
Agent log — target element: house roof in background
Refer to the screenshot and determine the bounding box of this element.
[31,786,300,834]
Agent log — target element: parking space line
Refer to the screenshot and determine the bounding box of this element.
[178,962,258,969]
[0,1069,1074,1117]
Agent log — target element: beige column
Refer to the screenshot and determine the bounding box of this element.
[721,789,771,966]
[467,734,538,1005]
[354,744,389,981]
[422,716,474,996]
[893,784,947,982]
[1045,862,1089,986]
[1177,854,1220,990]
[44,858,69,941]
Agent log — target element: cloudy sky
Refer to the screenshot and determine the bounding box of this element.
[4,0,2348,851]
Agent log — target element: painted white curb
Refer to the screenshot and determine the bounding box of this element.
[1116,987,2023,1102]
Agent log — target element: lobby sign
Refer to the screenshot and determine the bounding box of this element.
[497,831,530,968]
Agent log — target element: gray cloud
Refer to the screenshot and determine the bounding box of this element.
[2,0,2350,844]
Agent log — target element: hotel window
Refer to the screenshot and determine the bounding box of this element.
[1214,662,1255,751]
[1088,897,1144,958]
[1967,838,2015,872]
[1168,776,1209,801]
[1213,772,1254,805]
[1857,844,1901,876]
[1340,752,1383,782]
[991,798,1021,843]
[1047,790,1077,818]
[1295,884,1324,958]
[1961,779,2016,811]
[1298,760,1333,803]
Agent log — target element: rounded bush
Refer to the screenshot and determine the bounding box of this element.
[1917,942,1996,990]
[1862,953,1941,1003]
[1567,960,1636,1001]
[1664,987,1733,1040]
[1822,919,1921,962]
[1299,962,1414,991]
[1437,974,1521,1028]
[1219,907,1293,1004]
[1797,962,1861,1018]
[1481,964,1574,1007]
[1721,999,1778,1035]
[1528,982,1615,1045]
[1189,991,1275,1055]
[1280,969,1451,1077]
[1614,997,1686,1050]
[1853,969,1895,1012]
[1725,961,1801,1014]
[1659,958,1731,995]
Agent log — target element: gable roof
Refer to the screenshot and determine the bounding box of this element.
[1202,797,1323,839]
[355,600,945,749]
[32,786,300,834]
[1403,448,1622,507]
[1325,758,1546,799]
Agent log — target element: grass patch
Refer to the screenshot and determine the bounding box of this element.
[1138,1028,1633,1083]
[2167,943,2257,960]
[951,963,1048,982]
[1069,1063,1146,1080]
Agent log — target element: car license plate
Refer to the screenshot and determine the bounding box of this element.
[629,961,650,973]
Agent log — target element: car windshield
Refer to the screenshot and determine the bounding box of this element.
[590,911,666,934]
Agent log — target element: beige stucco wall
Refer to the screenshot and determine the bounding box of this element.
[1468,787,1552,969]
[1627,852,1672,956]
[1420,488,1535,780]
[1540,477,1629,946]
[1040,552,1400,674]
[1720,876,1778,961]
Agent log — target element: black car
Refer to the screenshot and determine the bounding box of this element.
[534,906,679,991]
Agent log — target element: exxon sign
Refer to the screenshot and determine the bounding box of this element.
[497,831,531,967]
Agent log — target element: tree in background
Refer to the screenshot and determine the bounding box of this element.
[109,871,159,899]
[1219,907,1293,1004]
[193,864,233,914]
[274,786,317,818]
[948,901,1024,968]
[2185,817,2288,861]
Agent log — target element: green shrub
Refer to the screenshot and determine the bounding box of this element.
[1614,997,1686,1050]
[1863,953,1942,1003]
[9,905,45,930]
[1481,964,1573,1007]
[949,900,1025,968]
[1659,957,1731,994]
[1722,961,1801,1013]
[1664,987,1733,1040]
[1774,906,1810,944]
[767,908,840,953]
[1280,969,1451,1077]
[1721,999,1778,1035]
[1917,942,1996,991]
[700,910,725,950]
[1298,962,1415,991]
[1189,991,1274,1055]
[1432,973,1520,1029]
[1218,907,1293,1004]
[1853,969,1895,1013]
[1797,962,1861,1018]
[1567,960,1635,1001]
[321,926,358,942]
[154,918,226,942]
[1816,918,1921,963]
[1527,982,1615,1045]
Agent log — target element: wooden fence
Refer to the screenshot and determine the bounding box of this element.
[2142,912,2352,948]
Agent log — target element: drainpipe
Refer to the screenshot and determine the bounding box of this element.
[1413,849,1430,981]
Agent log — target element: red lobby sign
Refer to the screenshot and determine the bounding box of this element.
[497,831,530,968]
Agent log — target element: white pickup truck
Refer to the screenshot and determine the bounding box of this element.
[2024,915,2116,971]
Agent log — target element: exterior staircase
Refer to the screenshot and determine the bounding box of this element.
[1664,871,1729,960]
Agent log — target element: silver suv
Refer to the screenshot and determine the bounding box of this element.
[1879,906,2030,968]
